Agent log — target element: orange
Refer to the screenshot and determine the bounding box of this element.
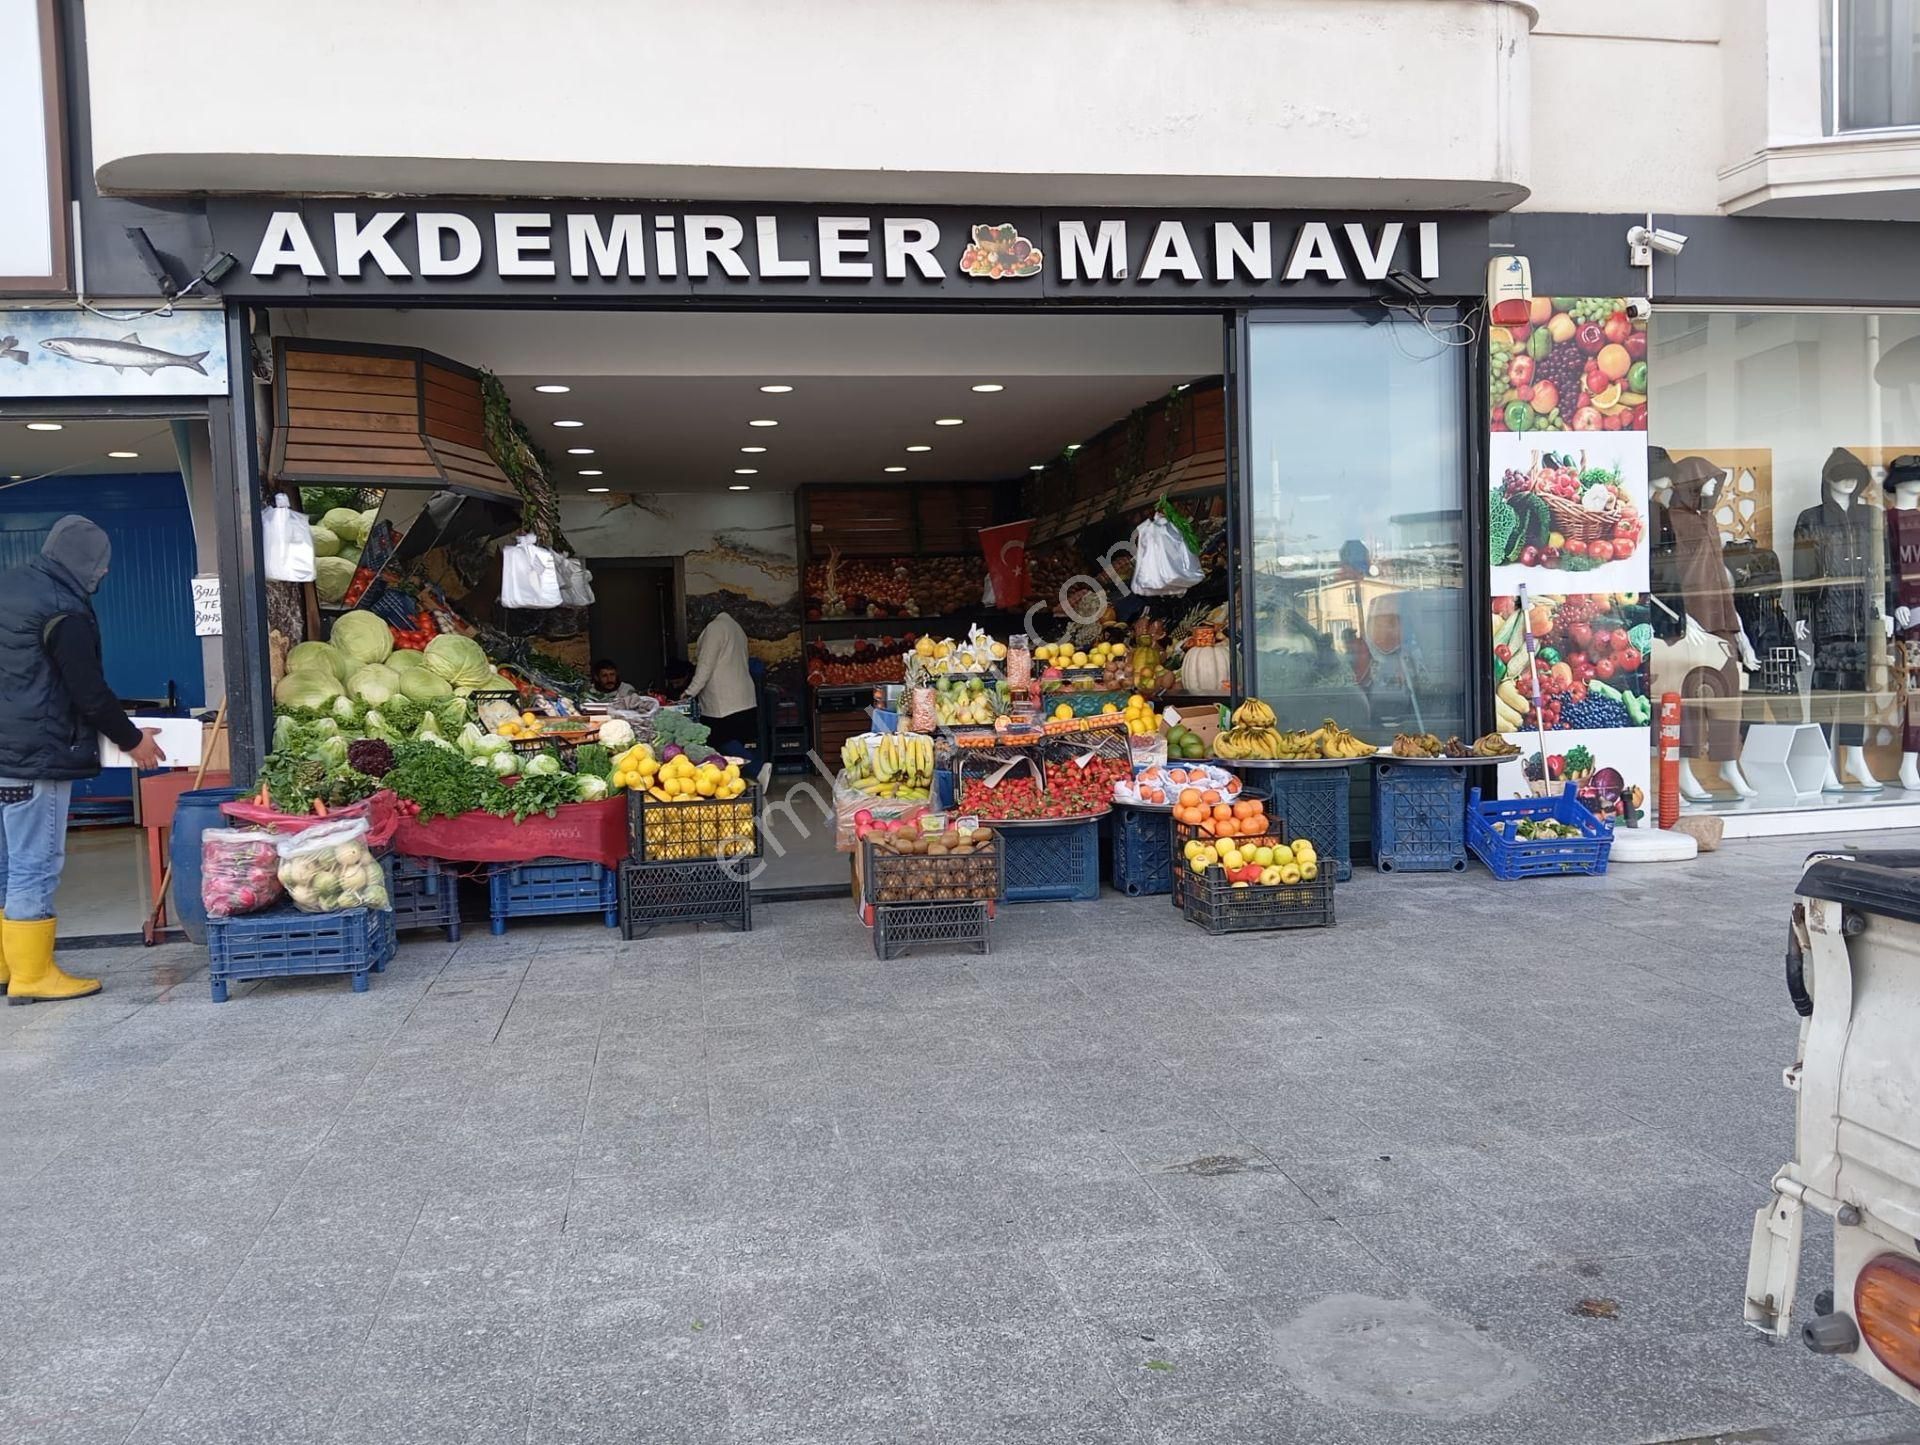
[1201,789,1221,805]
[1178,788,1202,809]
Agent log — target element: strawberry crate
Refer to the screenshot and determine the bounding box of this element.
[207,904,395,1003]
[618,859,752,939]
[486,858,619,933]
[626,782,762,864]
[1000,817,1101,902]
[1467,783,1613,879]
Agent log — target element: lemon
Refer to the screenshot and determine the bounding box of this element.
[1101,703,1119,714]
[1052,703,1073,720]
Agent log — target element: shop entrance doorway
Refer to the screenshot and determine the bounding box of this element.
[588,558,679,697]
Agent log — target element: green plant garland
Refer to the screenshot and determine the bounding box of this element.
[480,370,569,550]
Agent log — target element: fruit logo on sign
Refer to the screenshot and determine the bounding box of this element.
[960,224,1043,280]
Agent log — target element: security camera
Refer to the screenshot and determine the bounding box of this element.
[1627,225,1688,265]
[1623,298,1653,320]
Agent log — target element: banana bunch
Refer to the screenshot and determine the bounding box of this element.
[1393,732,1444,758]
[1469,732,1521,758]
[1310,719,1377,759]
[842,732,935,797]
[1231,698,1277,730]
[1494,678,1528,732]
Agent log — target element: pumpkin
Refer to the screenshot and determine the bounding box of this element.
[1180,633,1231,694]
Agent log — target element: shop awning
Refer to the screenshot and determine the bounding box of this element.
[268,339,517,502]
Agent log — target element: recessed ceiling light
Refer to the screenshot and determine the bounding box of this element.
[729,484,753,491]
[578,469,603,477]
[971,383,1004,393]
[934,418,964,427]
[1029,464,1045,471]
[1065,443,1082,453]
[107,450,140,459]
[740,446,767,454]
[734,468,758,475]
[586,486,610,494]
[534,384,571,394]
[552,419,584,428]
[884,466,907,473]
[26,422,61,431]
[748,419,779,428]
[567,447,595,456]
[906,445,931,453]
[758,384,794,394]
[1174,382,1191,392]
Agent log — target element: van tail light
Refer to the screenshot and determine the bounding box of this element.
[1855,1254,1920,1389]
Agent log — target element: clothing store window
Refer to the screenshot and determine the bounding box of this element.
[1822,0,1920,134]
[1648,309,1920,812]
[1242,313,1469,739]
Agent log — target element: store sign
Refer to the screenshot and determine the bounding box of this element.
[0,306,228,398]
[191,576,222,637]
[207,201,1481,302]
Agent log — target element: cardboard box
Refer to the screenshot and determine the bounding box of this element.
[1163,703,1224,750]
[99,715,205,770]
[201,717,231,773]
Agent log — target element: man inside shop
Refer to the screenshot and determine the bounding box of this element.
[587,657,646,710]
[0,517,165,1004]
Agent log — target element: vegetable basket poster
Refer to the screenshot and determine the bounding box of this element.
[1488,297,1651,823]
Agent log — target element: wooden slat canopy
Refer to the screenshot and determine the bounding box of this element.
[270,339,516,502]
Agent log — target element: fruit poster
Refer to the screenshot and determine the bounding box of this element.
[1487,297,1651,821]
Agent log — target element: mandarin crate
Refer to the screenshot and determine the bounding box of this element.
[1000,817,1101,902]
[618,859,751,939]
[1233,762,1353,881]
[862,831,1004,907]
[873,900,991,960]
[486,858,619,933]
[1181,867,1335,934]
[1466,784,1613,879]
[387,854,462,939]
[1370,762,1468,873]
[1169,788,1275,908]
[1111,807,1174,896]
[206,904,395,1003]
[626,780,762,863]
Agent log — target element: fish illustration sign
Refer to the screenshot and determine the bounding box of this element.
[205,200,1480,304]
[0,308,227,398]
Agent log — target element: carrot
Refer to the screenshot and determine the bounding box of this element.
[312,799,328,817]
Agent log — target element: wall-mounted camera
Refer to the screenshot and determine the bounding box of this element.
[1626,225,1688,266]
[1623,297,1653,321]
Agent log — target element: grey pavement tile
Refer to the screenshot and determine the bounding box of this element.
[0,1394,146,1445]
[1013,1174,1178,1245]
[1085,1298,1284,1404]
[925,1396,1147,1445]
[354,1303,548,1387]
[1271,1150,1450,1218]
[1336,1198,1558,1285]
[324,1378,531,1445]
[125,1389,345,1445]
[528,1357,729,1445]
[1204,1217,1408,1303]
[1040,1233,1230,1317]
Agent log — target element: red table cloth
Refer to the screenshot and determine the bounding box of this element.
[390,797,628,869]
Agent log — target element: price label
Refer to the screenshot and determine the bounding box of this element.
[191,576,222,636]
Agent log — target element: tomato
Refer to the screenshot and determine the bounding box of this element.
[1594,657,1617,681]
[1618,646,1643,670]
[1565,539,1586,558]
[1568,622,1594,649]
[1612,539,1636,561]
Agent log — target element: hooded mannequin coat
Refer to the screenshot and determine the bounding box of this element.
[1792,447,1878,678]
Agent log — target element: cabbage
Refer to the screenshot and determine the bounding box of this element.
[435,698,470,735]
[387,650,428,672]
[360,507,380,539]
[455,723,487,758]
[331,611,393,666]
[315,556,356,604]
[399,669,454,705]
[331,695,364,726]
[310,526,342,559]
[573,775,609,802]
[275,668,344,709]
[489,751,520,776]
[348,663,402,706]
[423,634,492,688]
[321,507,367,546]
[521,752,562,778]
[287,641,347,680]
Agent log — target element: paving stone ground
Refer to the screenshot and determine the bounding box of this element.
[4,832,1919,1444]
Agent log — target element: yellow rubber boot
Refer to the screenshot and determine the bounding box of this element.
[0,909,9,991]
[3,917,100,1005]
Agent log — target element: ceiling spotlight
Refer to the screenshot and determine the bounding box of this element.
[748,419,779,428]
[1065,443,1081,454]
[740,446,767,454]
[25,422,61,431]
[884,466,907,473]
[934,418,964,427]
[759,384,794,394]
[734,468,758,475]
[1029,464,1045,471]
[552,419,584,428]
[586,486,610,494]
[534,384,571,394]
[566,447,595,456]
[107,450,140,459]
[906,444,931,453]
[1174,382,1191,392]
[578,469,603,477]
[729,484,753,491]
[970,383,1004,393]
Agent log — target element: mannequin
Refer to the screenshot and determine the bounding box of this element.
[1650,455,1760,800]
[1793,447,1882,791]
[1885,455,1920,789]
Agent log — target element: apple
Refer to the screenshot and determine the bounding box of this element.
[1507,355,1535,387]
[1575,322,1607,355]
[1604,312,1632,344]
[1572,407,1602,432]
[1531,381,1559,414]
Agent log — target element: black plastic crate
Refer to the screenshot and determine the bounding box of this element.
[388,854,461,940]
[874,900,991,960]
[619,859,752,939]
[1181,869,1334,934]
[862,833,1003,907]
[626,781,762,863]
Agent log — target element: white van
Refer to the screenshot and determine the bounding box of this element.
[1746,848,1920,1407]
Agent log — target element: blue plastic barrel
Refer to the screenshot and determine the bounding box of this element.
[168,786,248,944]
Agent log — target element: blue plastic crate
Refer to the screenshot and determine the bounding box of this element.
[1001,818,1101,902]
[206,904,395,1003]
[389,854,462,940]
[1237,764,1353,882]
[1371,762,1468,873]
[486,858,619,933]
[1111,807,1173,896]
[1467,784,1613,879]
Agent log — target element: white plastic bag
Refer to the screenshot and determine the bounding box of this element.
[263,495,316,583]
[501,534,562,609]
[557,554,596,607]
[276,817,390,912]
[1131,514,1203,595]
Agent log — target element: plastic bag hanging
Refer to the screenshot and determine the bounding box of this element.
[557,554,596,607]
[262,495,317,583]
[1130,513,1203,595]
[500,533,563,609]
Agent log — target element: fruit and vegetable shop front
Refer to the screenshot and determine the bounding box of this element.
[136,197,1554,975]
